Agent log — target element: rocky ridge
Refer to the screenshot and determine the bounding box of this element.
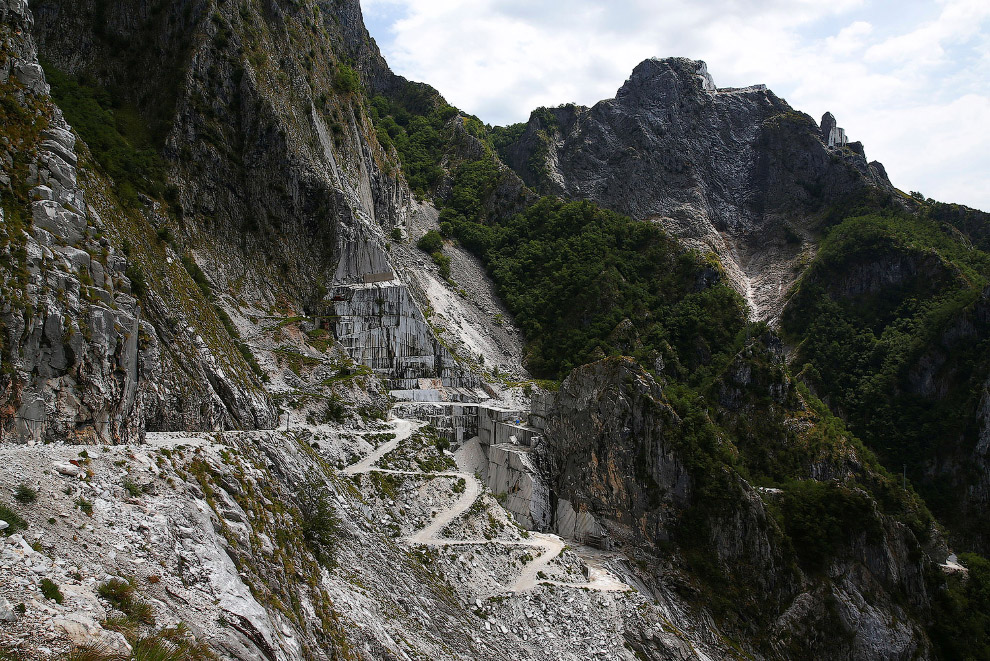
[0,0,985,659]
[498,57,899,320]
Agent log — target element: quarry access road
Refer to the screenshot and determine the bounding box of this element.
[343,415,631,595]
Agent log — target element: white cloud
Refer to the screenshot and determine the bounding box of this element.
[826,21,873,55]
[361,0,990,211]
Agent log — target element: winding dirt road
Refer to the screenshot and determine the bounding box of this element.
[344,416,630,595]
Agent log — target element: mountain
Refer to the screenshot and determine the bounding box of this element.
[1,1,988,660]
[495,57,900,322]
[493,56,990,555]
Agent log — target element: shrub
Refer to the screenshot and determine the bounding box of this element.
[0,503,27,535]
[333,64,360,95]
[296,480,340,568]
[40,578,64,604]
[75,498,94,516]
[122,478,144,498]
[180,254,210,297]
[98,577,155,625]
[13,484,36,504]
[43,62,167,205]
[777,480,877,571]
[431,252,451,280]
[125,264,147,298]
[416,230,444,254]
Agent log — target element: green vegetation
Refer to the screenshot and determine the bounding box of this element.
[122,478,145,498]
[125,263,148,298]
[416,230,444,254]
[98,577,156,625]
[333,63,361,95]
[13,484,36,504]
[75,497,94,516]
[368,91,457,195]
[451,195,745,377]
[776,480,878,571]
[296,480,340,568]
[933,553,990,660]
[60,623,214,661]
[40,578,64,604]
[782,211,990,535]
[0,502,27,535]
[43,63,167,207]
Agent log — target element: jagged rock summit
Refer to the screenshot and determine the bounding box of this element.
[498,57,896,320]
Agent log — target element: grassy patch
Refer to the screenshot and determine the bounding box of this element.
[13,484,36,504]
[0,503,27,535]
[98,577,155,625]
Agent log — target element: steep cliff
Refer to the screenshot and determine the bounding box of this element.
[536,356,939,659]
[0,0,274,443]
[782,212,990,551]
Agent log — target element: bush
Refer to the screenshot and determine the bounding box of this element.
[75,498,94,516]
[0,503,27,535]
[40,578,63,604]
[13,484,36,504]
[333,64,360,95]
[431,252,451,280]
[125,263,147,298]
[122,478,144,498]
[98,577,155,625]
[180,254,210,297]
[452,194,745,378]
[296,480,340,568]
[416,230,444,254]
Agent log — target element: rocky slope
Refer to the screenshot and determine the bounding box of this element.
[497,57,898,320]
[3,422,714,661]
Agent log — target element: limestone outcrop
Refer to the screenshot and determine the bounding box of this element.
[532,356,938,660]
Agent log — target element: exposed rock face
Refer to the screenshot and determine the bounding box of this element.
[499,57,896,320]
[28,0,492,406]
[535,358,690,545]
[1,1,980,659]
[821,111,837,142]
[533,357,936,660]
[0,0,274,442]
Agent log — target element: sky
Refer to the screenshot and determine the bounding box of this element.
[360,0,990,212]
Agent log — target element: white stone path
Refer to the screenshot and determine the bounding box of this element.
[343,416,631,595]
